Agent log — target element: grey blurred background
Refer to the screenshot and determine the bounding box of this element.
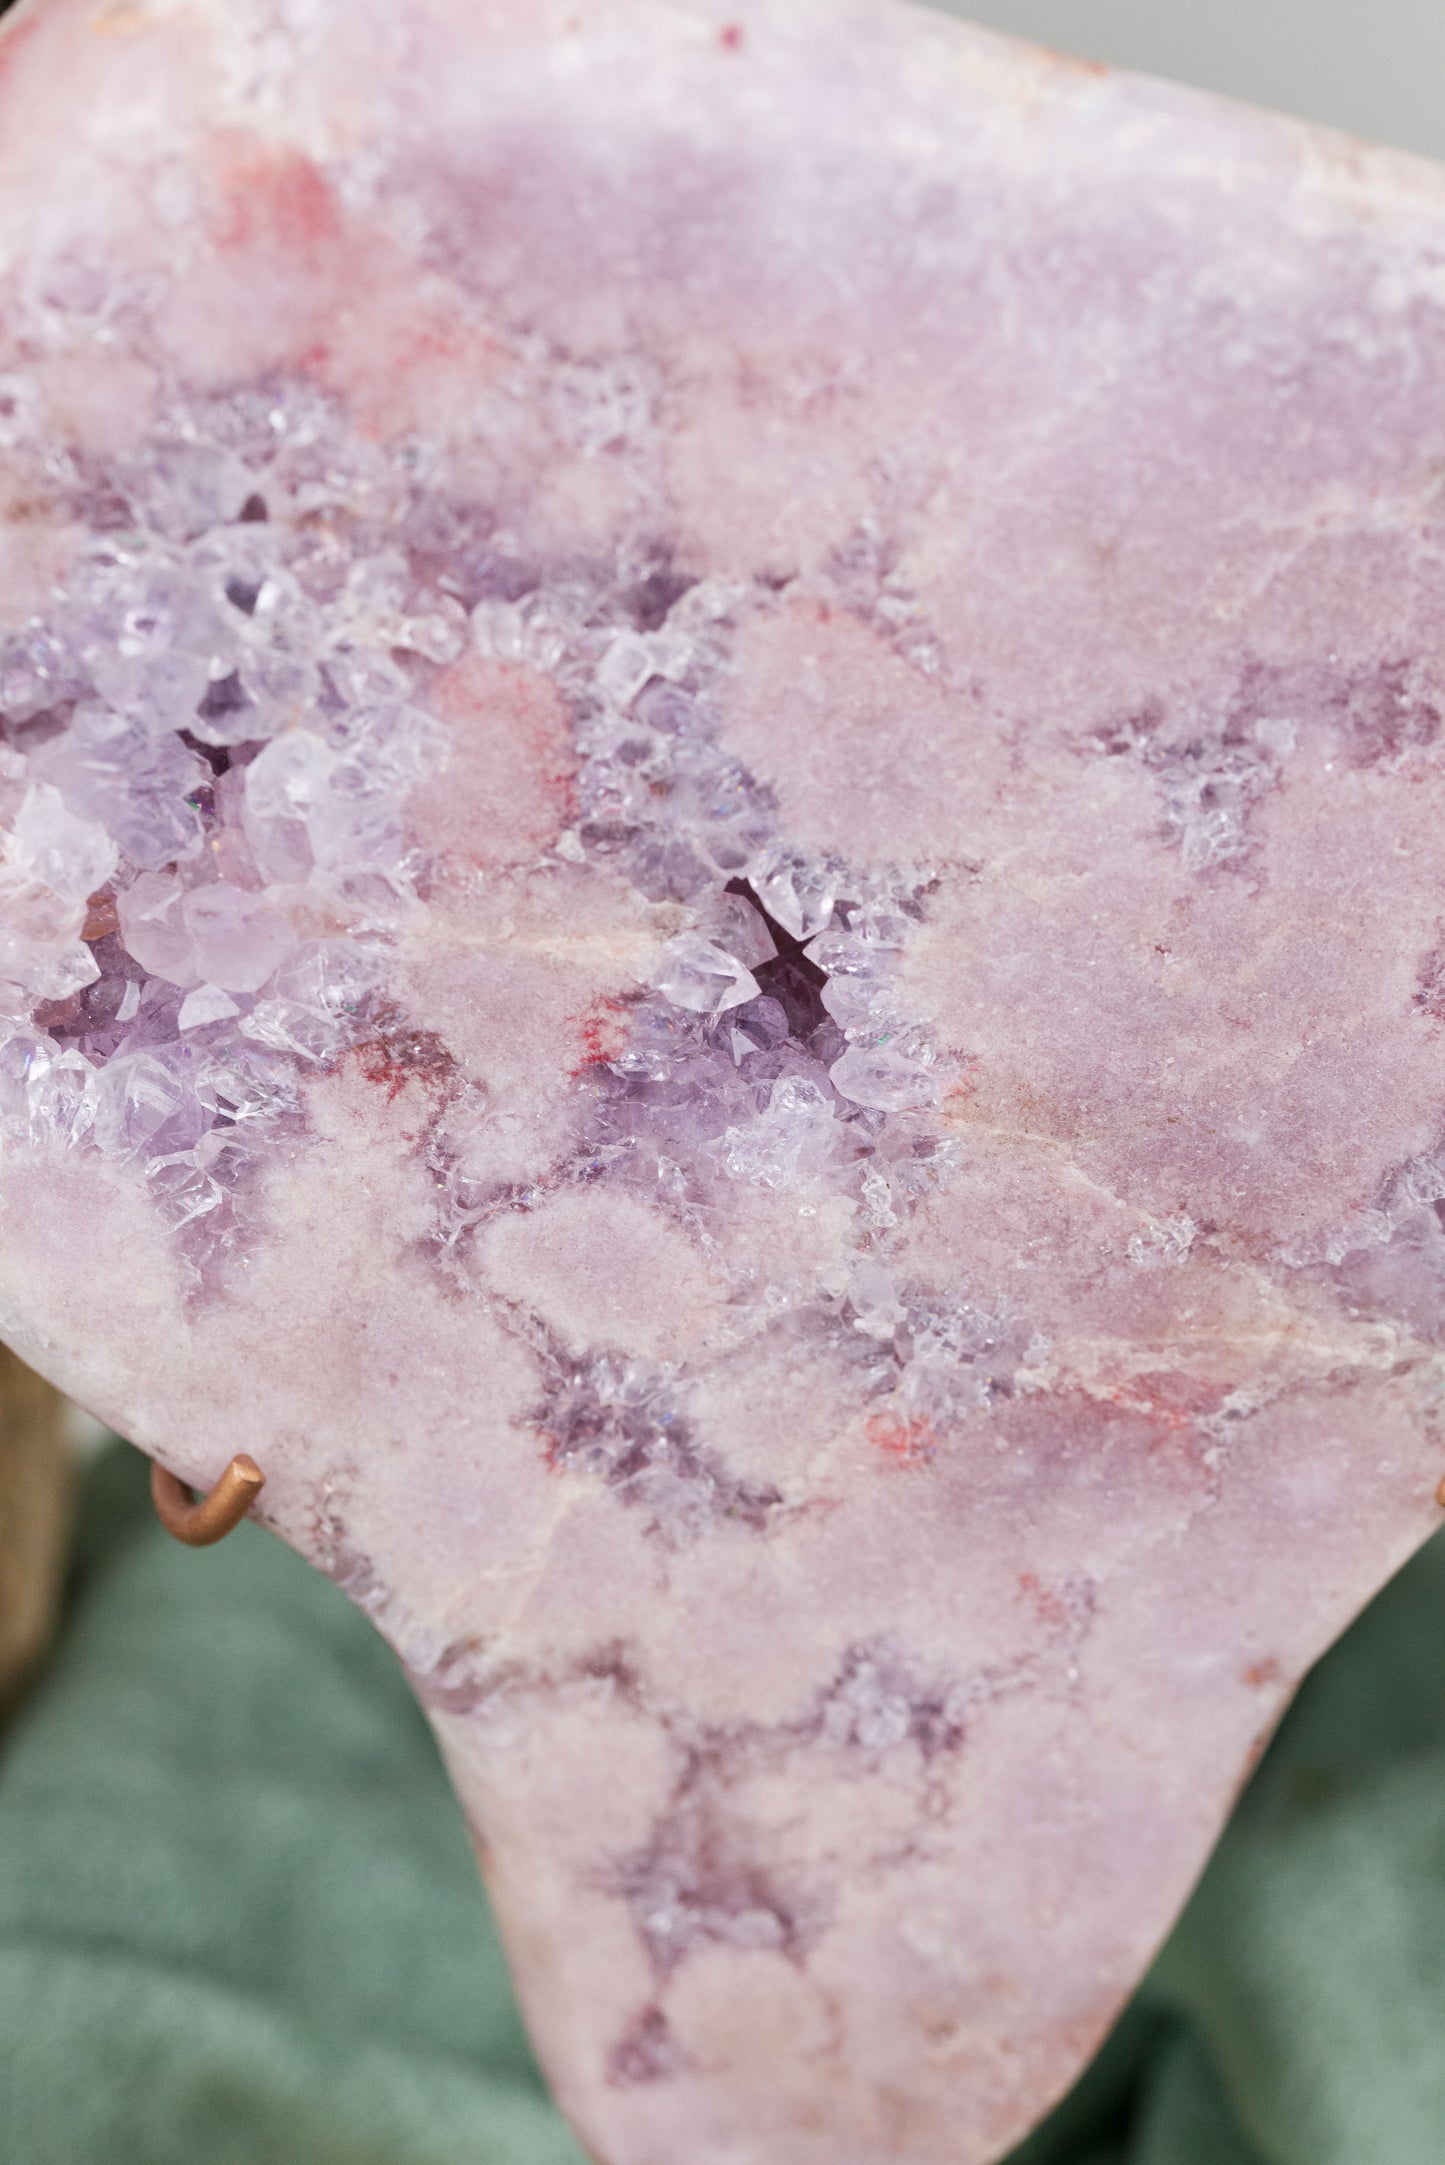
[929,0,1445,161]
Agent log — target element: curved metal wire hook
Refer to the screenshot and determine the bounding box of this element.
[151,1454,265,1547]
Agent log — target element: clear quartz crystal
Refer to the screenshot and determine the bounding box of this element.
[177,983,241,1031]
[243,729,335,881]
[595,627,690,708]
[394,598,468,664]
[86,1045,208,1160]
[141,438,256,542]
[847,1260,907,1340]
[73,551,240,728]
[307,753,405,882]
[702,892,777,971]
[0,1033,91,1143]
[7,783,117,902]
[241,938,379,1062]
[820,971,891,1032]
[830,1039,938,1113]
[749,840,836,940]
[182,884,295,993]
[0,870,96,1000]
[654,932,760,1016]
[0,623,86,721]
[722,1075,841,1187]
[116,872,199,988]
[36,705,208,871]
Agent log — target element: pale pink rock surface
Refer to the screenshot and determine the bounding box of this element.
[1,0,1445,2158]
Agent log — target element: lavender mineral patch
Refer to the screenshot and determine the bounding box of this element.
[2,0,1445,2159]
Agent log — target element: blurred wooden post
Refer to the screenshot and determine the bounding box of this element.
[0,1348,73,1706]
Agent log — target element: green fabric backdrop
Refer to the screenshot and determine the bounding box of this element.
[1,1441,1442,2163]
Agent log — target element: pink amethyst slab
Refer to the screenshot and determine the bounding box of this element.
[2,0,1445,2157]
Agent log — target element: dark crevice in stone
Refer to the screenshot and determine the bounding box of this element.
[2,704,71,749]
[195,670,250,725]
[224,573,263,615]
[178,729,234,777]
[724,876,830,1042]
[620,556,696,632]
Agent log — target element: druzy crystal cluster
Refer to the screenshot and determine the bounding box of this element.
[0,381,944,1312]
[5,3,1445,2163]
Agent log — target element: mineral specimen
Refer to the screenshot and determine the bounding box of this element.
[1,0,1444,2158]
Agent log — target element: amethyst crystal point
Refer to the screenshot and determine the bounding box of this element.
[3,0,1445,2157]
